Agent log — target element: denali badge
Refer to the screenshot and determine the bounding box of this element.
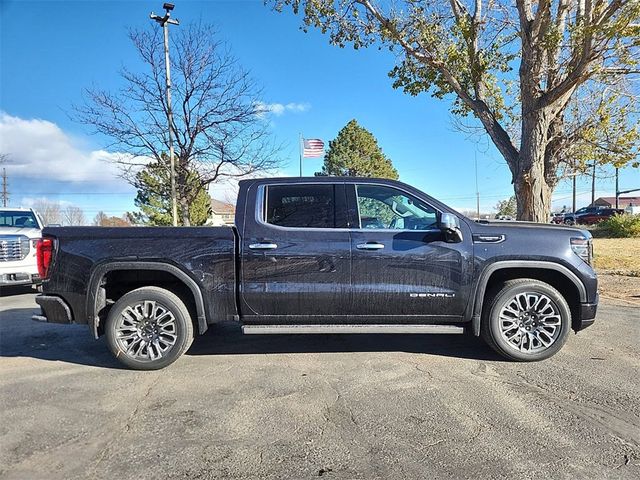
[410,293,455,298]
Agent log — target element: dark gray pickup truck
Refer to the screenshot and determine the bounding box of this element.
[34,177,598,369]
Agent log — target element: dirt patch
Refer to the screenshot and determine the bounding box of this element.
[597,273,640,305]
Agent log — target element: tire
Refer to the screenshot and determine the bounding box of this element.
[105,286,194,370]
[481,279,571,361]
[564,218,575,226]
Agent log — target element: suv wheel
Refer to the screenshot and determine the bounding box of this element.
[105,286,194,370]
[481,279,571,361]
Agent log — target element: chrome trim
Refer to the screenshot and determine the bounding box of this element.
[356,242,385,250]
[242,324,465,335]
[472,234,506,244]
[254,182,446,234]
[249,242,278,250]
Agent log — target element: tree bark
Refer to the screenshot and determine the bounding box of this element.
[514,108,554,221]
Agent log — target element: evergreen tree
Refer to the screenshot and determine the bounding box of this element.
[130,155,211,226]
[317,120,398,179]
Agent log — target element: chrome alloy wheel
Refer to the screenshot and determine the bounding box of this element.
[498,293,562,353]
[114,300,178,361]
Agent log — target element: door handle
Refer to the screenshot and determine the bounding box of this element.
[356,242,385,250]
[249,242,278,250]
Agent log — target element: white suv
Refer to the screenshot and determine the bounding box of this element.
[0,208,44,287]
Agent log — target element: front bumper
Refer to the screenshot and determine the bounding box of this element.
[0,272,40,286]
[33,295,73,324]
[576,292,599,332]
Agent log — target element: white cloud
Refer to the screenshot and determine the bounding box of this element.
[255,102,310,117]
[0,112,136,187]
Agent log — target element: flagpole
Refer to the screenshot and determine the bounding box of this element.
[299,133,303,177]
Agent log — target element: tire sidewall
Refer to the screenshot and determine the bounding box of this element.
[488,282,571,361]
[105,287,193,370]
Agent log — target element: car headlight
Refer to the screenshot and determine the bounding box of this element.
[571,237,593,265]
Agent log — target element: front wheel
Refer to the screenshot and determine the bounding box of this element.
[481,279,571,361]
[105,287,194,370]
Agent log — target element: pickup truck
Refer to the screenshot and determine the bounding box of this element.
[1,207,44,287]
[33,177,599,369]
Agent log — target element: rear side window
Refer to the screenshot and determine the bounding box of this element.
[265,184,336,228]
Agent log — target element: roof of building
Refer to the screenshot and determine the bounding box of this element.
[594,196,640,207]
[210,199,235,214]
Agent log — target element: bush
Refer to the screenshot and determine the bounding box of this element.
[597,214,640,238]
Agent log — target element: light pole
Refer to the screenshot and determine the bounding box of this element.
[151,3,179,226]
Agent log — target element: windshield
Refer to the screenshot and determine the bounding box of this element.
[0,211,40,228]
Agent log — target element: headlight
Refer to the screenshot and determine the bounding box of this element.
[571,237,592,265]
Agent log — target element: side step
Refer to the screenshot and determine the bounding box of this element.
[242,324,464,335]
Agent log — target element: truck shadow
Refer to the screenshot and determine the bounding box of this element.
[0,309,503,368]
[187,322,503,361]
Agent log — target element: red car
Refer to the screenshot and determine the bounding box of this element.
[576,208,624,225]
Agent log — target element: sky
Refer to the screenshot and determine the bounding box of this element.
[1,0,638,221]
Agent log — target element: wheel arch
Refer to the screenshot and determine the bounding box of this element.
[470,261,587,336]
[87,261,207,339]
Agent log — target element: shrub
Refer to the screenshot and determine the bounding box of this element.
[597,214,640,238]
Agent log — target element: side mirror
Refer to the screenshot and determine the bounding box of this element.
[440,213,463,243]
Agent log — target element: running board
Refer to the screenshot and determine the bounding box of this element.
[241,324,464,335]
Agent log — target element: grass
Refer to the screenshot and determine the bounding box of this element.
[592,238,640,275]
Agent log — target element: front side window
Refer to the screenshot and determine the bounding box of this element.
[356,184,438,230]
[265,184,336,228]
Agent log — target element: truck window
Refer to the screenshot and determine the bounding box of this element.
[355,184,438,230]
[265,184,337,228]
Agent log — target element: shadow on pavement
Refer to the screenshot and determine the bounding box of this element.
[187,321,503,361]
[0,308,502,368]
[0,285,38,297]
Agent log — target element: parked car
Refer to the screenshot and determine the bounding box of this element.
[0,208,44,287]
[550,212,567,224]
[33,177,598,369]
[576,208,624,225]
[562,206,603,225]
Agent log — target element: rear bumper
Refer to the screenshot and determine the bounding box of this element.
[33,295,73,324]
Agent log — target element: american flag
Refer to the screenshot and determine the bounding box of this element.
[303,138,324,158]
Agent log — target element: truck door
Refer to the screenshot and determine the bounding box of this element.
[240,182,351,320]
[347,183,472,320]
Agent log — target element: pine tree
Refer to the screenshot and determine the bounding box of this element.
[317,120,398,179]
[130,155,211,226]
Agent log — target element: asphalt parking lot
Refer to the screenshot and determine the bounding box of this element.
[1,288,639,480]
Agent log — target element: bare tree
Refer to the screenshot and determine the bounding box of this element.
[62,205,86,226]
[76,23,281,226]
[31,199,62,226]
[275,0,640,221]
[93,211,132,227]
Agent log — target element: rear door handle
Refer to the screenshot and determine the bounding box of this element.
[249,242,278,250]
[356,242,385,250]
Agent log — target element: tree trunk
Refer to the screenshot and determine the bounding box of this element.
[176,167,191,227]
[514,108,554,222]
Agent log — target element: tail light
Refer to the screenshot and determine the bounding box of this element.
[36,238,54,279]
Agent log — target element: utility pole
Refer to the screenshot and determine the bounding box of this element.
[615,167,619,209]
[590,162,596,205]
[1,168,8,207]
[474,151,480,219]
[151,3,179,226]
[572,174,576,213]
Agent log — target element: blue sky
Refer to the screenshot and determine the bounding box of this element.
[1,0,638,220]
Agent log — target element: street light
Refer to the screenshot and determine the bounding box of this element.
[150,3,179,226]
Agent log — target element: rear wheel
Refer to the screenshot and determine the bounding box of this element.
[105,286,194,370]
[481,279,571,361]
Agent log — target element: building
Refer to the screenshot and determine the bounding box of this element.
[591,196,640,209]
[209,199,235,226]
